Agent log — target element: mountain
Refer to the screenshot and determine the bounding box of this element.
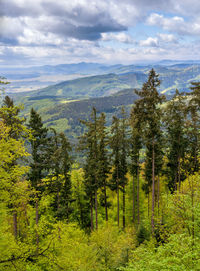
[5,61,200,143]
[3,61,200,94]
[1,62,120,92]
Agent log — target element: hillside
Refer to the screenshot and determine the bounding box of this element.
[9,64,198,142]
[27,88,138,143]
[5,62,200,94]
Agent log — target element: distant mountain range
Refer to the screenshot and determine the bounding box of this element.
[4,61,199,142]
[3,61,200,93]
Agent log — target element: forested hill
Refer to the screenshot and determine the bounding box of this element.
[9,62,200,141]
[5,62,200,94]
[0,70,200,270]
[41,88,139,141]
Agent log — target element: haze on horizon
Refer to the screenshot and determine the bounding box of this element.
[1,0,200,67]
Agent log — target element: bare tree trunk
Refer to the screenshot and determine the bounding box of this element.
[57,191,60,211]
[90,195,94,231]
[123,184,125,229]
[132,175,135,223]
[157,176,160,217]
[137,161,140,225]
[178,155,181,192]
[191,176,194,247]
[95,190,98,230]
[13,210,17,239]
[35,198,39,254]
[104,185,108,221]
[151,139,155,235]
[117,179,119,227]
[148,192,150,218]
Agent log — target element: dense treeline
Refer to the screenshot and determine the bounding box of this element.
[0,70,200,270]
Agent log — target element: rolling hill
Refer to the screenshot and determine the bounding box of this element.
[6,62,199,144]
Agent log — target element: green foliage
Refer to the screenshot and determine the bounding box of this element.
[1,72,200,270]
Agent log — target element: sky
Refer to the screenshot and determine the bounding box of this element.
[1,0,200,66]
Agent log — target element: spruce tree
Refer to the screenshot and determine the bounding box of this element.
[185,82,200,174]
[28,108,50,249]
[164,90,187,192]
[79,107,99,231]
[110,116,121,227]
[49,129,72,220]
[135,69,165,234]
[97,113,110,221]
[120,107,128,229]
[110,108,128,228]
[130,102,142,225]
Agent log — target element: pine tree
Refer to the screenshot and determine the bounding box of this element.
[135,69,165,234]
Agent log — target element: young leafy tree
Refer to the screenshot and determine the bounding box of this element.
[0,121,29,240]
[135,69,165,234]
[0,95,30,238]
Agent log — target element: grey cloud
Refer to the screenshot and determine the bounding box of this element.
[0,0,42,17]
[45,21,126,41]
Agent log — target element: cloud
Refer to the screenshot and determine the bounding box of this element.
[147,13,200,36]
[139,37,159,47]
[101,32,134,43]
[139,33,178,48]
[157,33,177,43]
[1,0,200,66]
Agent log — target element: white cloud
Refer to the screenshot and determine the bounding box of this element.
[101,32,134,43]
[147,13,200,36]
[139,37,159,47]
[157,33,177,43]
[1,0,200,66]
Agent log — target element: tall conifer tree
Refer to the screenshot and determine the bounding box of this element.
[130,102,142,225]
[135,69,165,234]
[164,90,187,192]
[28,108,50,248]
[97,113,110,221]
[110,108,128,228]
[79,107,99,231]
[186,82,200,174]
[49,129,72,220]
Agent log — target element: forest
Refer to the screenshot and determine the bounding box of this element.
[0,68,200,270]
